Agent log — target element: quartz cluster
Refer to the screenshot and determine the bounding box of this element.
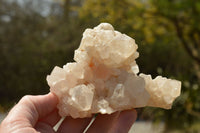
[47,23,181,118]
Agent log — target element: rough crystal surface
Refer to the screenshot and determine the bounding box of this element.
[47,23,181,118]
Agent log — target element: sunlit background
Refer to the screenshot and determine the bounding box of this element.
[0,0,200,132]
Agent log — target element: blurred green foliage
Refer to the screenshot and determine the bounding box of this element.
[0,0,200,132]
[0,0,82,108]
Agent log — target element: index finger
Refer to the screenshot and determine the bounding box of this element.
[86,109,137,133]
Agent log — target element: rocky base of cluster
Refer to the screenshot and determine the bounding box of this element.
[47,23,181,118]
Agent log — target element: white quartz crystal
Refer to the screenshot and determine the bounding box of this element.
[47,23,181,118]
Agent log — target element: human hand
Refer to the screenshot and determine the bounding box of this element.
[0,93,137,133]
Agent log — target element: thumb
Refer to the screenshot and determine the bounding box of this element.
[3,93,58,127]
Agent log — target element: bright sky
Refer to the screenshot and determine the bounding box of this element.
[14,0,55,16]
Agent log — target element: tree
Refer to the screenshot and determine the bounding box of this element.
[0,0,82,109]
[150,0,200,65]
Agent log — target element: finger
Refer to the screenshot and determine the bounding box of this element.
[39,108,61,127]
[57,116,92,133]
[109,109,137,133]
[86,111,120,133]
[3,93,58,127]
[35,122,56,133]
[22,93,59,119]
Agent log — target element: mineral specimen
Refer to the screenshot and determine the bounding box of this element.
[47,23,181,118]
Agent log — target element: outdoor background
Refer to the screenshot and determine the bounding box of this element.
[0,0,200,132]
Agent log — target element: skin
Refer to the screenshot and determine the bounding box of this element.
[0,93,137,133]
